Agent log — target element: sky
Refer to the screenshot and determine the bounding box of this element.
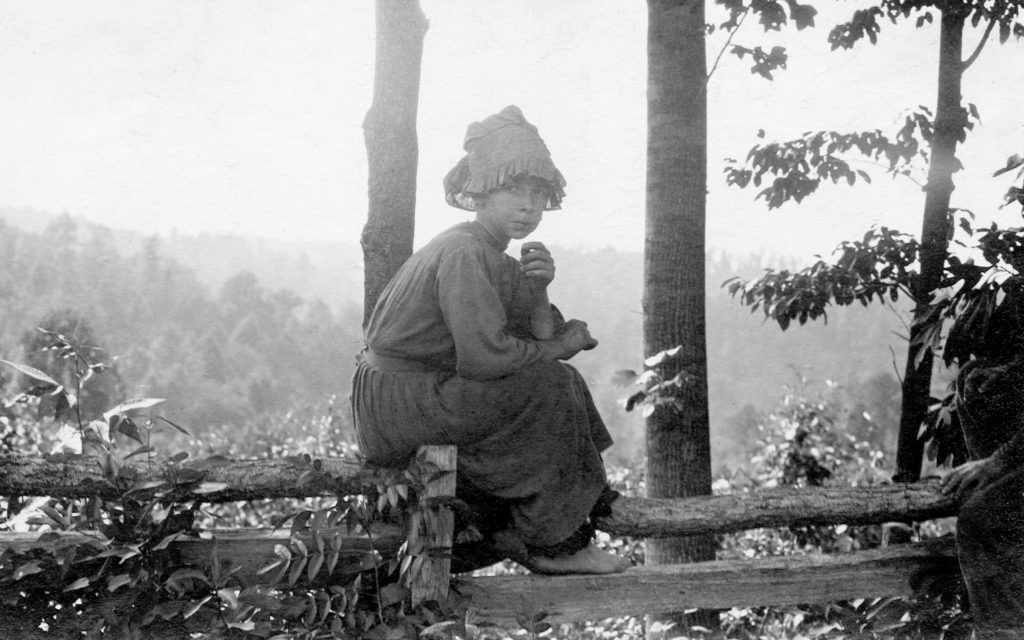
[1,1,1023,260]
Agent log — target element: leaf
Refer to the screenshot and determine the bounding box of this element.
[257,559,285,576]
[40,505,67,528]
[13,561,44,580]
[167,568,212,586]
[126,479,167,495]
[153,532,190,551]
[644,345,683,368]
[102,398,165,421]
[306,553,324,582]
[155,414,191,435]
[124,445,155,460]
[107,573,133,592]
[994,153,1024,177]
[183,596,213,619]
[379,583,409,607]
[63,577,90,592]
[623,390,647,412]
[288,555,308,586]
[217,588,239,609]
[0,359,59,386]
[111,416,143,444]
[421,621,461,637]
[193,482,229,495]
[786,0,817,30]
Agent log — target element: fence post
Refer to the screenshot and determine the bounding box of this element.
[410,445,456,605]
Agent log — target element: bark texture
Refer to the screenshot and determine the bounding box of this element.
[456,538,959,624]
[361,0,428,326]
[409,445,456,605]
[0,454,365,501]
[597,480,956,537]
[644,0,713,567]
[0,455,955,532]
[894,5,968,482]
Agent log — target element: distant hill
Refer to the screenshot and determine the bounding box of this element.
[0,207,909,472]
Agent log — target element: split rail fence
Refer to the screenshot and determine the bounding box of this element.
[0,445,962,631]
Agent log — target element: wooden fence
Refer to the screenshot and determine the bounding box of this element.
[0,447,962,628]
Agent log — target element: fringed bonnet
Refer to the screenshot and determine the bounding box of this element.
[443,105,566,211]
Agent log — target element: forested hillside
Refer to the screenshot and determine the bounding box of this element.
[0,210,908,472]
[0,214,364,443]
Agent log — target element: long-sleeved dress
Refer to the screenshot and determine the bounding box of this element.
[351,221,613,554]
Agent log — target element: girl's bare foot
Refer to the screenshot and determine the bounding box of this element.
[525,544,630,575]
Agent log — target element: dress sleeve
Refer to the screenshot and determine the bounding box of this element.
[437,246,547,380]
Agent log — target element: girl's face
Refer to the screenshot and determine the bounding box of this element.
[475,176,550,243]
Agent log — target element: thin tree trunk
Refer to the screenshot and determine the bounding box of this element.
[361,0,428,326]
[894,5,967,482]
[644,0,713,633]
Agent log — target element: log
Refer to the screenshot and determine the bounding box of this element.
[455,539,961,624]
[597,480,957,537]
[0,455,957,534]
[0,454,366,502]
[409,445,456,605]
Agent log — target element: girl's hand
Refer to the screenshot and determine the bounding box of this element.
[941,457,1003,501]
[520,242,555,288]
[560,319,598,355]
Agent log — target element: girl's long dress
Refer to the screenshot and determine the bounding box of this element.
[351,221,612,549]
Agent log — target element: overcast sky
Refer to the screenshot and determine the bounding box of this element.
[1,1,1022,259]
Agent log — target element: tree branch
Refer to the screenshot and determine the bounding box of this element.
[962,14,998,71]
[703,4,752,96]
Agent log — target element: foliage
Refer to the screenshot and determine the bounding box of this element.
[721,0,1024,482]
[614,345,695,418]
[723,107,952,209]
[0,215,363,436]
[723,225,918,330]
[710,0,818,80]
[608,371,966,638]
[0,336,476,639]
[716,378,968,640]
[827,1,1024,51]
[724,153,1024,467]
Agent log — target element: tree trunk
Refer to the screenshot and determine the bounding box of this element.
[894,6,967,482]
[645,0,713,633]
[361,0,428,326]
[645,0,712,564]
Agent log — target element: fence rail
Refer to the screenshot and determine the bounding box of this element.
[0,450,964,629]
[0,455,957,536]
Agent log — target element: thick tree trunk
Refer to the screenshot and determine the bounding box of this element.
[644,0,712,565]
[894,6,967,482]
[645,0,712,633]
[361,0,428,326]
